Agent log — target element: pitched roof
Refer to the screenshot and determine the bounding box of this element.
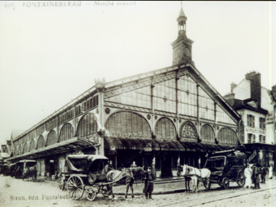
[105,62,241,121]
[231,99,268,114]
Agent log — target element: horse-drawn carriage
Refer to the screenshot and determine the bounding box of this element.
[5,160,37,179]
[59,155,126,201]
[204,149,247,189]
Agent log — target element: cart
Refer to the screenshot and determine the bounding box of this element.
[59,154,123,201]
[204,149,247,189]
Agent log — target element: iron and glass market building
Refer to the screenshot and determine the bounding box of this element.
[7,8,241,178]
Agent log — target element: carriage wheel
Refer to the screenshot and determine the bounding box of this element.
[67,176,84,200]
[85,185,99,201]
[221,177,229,189]
[237,171,246,187]
[203,178,211,190]
[101,185,110,197]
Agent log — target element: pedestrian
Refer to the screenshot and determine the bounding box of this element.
[143,166,155,199]
[252,163,261,189]
[130,161,137,168]
[244,164,252,188]
[269,165,273,179]
[260,166,267,184]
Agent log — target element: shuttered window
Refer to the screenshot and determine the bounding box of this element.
[105,111,151,138]
[59,123,74,142]
[200,124,215,143]
[29,140,36,152]
[155,118,176,140]
[37,136,45,149]
[77,114,98,137]
[46,130,57,146]
[218,128,237,145]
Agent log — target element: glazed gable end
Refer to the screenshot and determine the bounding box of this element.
[103,64,240,145]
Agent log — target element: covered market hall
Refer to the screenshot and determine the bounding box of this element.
[7,7,241,178]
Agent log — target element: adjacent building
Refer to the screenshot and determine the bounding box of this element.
[224,71,276,169]
[7,7,241,178]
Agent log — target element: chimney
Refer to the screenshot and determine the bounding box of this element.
[245,71,261,107]
[224,93,235,106]
[231,82,237,93]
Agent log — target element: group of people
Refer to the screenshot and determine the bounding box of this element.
[244,163,274,189]
[105,161,155,199]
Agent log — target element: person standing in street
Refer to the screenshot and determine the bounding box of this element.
[143,166,155,199]
[269,165,273,179]
[252,163,261,189]
[260,166,267,184]
[244,164,253,188]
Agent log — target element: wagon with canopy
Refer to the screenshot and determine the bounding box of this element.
[204,149,247,189]
[59,154,123,201]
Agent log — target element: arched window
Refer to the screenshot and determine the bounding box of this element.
[37,136,45,149]
[29,139,36,152]
[200,124,215,143]
[155,118,176,140]
[23,143,29,154]
[218,128,237,145]
[77,113,98,138]
[179,121,198,141]
[46,130,57,146]
[105,111,151,138]
[59,123,74,142]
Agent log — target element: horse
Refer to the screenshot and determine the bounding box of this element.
[106,167,145,199]
[106,169,129,199]
[178,165,191,192]
[22,165,37,181]
[123,166,145,199]
[182,164,211,193]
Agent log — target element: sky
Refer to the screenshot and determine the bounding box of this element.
[0,1,276,145]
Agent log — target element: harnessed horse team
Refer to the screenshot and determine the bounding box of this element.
[178,164,211,193]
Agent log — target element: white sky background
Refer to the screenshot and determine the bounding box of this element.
[0,1,276,145]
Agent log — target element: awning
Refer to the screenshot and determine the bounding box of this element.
[200,143,225,152]
[7,137,97,162]
[179,141,206,152]
[104,137,239,153]
[104,137,156,151]
[217,144,237,151]
[104,137,186,152]
[155,140,186,151]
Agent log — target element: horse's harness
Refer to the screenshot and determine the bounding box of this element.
[186,166,202,178]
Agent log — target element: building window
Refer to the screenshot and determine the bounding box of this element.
[252,135,256,143]
[263,136,266,143]
[155,118,176,140]
[77,113,98,137]
[218,127,237,145]
[59,123,74,142]
[247,134,251,143]
[247,115,255,127]
[259,117,265,130]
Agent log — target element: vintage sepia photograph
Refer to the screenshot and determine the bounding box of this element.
[0,1,276,207]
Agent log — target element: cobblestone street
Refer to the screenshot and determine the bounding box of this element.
[0,175,275,207]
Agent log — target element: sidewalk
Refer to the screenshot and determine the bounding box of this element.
[44,175,276,196]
